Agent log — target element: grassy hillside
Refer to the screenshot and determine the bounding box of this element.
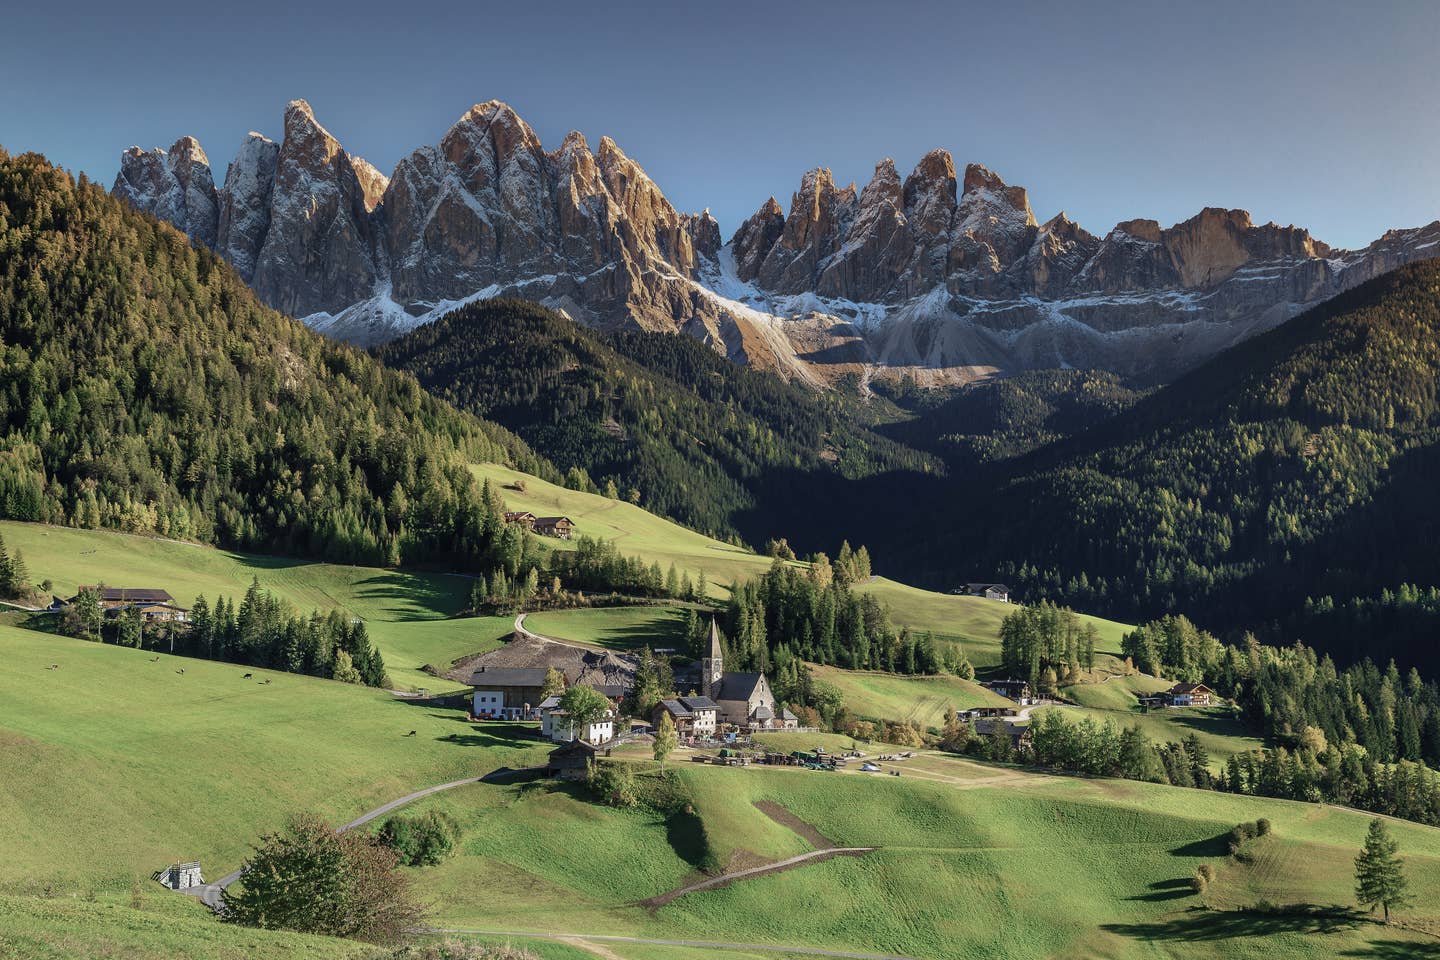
[523,605,691,652]
[399,755,1440,959]
[470,462,783,590]
[0,626,549,892]
[808,664,1011,728]
[0,894,386,960]
[859,577,1132,669]
[0,521,513,690]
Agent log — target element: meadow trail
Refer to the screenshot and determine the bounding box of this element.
[424,929,918,960]
[183,767,537,911]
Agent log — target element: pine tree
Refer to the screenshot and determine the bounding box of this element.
[1355,818,1412,920]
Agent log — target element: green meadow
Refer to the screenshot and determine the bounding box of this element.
[0,520,510,690]
[398,756,1440,960]
[858,577,1133,669]
[469,463,780,591]
[808,663,1011,727]
[522,605,693,652]
[0,625,549,893]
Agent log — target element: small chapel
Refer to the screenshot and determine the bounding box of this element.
[700,619,799,731]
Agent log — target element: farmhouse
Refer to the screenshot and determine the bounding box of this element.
[987,678,1033,703]
[469,667,550,720]
[503,511,536,529]
[700,620,799,731]
[653,696,720,738]
[974,718,1032,751]
[539,695,616,744]
[547,739,599,780]
[458,633,637,720]
[958,583,1011,602]
[532,516,575,540]
[1165,682,1214,707]
[72,587,189,623]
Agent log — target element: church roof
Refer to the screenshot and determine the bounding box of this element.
[714,671,765,701]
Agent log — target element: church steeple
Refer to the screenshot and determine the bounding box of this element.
[701,617,724,699]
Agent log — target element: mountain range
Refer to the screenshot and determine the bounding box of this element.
[113,99,1440,386]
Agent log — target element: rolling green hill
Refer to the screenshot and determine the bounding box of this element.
[398,753,1440,959]
[0,626,548,891]
[0,520,510,690]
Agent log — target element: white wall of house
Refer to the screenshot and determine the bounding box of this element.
[542,708,614,744]
[690,709,717,736]
[474,689,506,717]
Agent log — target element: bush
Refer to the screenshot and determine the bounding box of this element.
[223,814,424,944]
[377,811,461,867]
[1197,863,1216,883]
[586,759,638,807]
[1256,817,1272,836]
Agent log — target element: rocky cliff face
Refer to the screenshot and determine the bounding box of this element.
[113,137,219,250]
[113,100,1440,386]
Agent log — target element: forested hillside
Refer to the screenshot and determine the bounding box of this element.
[875,369,1146,468]
[0,149,550,568]
[376,299,936,541]
[903,259,1440,671]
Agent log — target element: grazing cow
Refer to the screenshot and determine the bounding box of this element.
[47,664,58,670]
[263,679,272,685]
[242,673,252,679]
[150,656,161,662]
[176,668,185,675]
[406,730,417,737]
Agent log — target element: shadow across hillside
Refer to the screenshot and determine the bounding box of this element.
[1128,878,1196,902]
[1169,831,1238,858]
[1102,904,1361,942]
[1341,939,1440,958]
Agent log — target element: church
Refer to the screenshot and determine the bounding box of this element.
[700,619,799,731]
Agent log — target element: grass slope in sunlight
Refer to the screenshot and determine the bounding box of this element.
[0,521,508,690]
[0,626,547,893]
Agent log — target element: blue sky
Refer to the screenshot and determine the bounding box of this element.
[2,0,1436,248]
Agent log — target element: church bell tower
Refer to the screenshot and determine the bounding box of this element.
[701,618,724,699]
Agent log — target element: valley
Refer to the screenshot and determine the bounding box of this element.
[5,23,1440,958]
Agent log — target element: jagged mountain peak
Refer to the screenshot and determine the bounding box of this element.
[114,101,1440,388]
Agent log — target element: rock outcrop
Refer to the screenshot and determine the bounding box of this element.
[114,99,1440,386]
[113,137,219,250]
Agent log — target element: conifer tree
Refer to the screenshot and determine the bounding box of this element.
[1355,818,1412,920]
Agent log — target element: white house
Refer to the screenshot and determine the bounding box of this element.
[539,695,616,744]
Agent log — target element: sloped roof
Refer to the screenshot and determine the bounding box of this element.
[751,703,775,721]
[714,672,764,701]
[707,618,724,660]
[679,696,718,711]
[77,587,174,603]
[469,667,549,687]
[452,633,636,691]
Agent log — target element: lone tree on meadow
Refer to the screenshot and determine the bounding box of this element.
[1355,818,1412,921]
[653,711,678,770]
[223,813,424,944]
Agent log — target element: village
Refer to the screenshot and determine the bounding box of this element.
[47,574,1220,787]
